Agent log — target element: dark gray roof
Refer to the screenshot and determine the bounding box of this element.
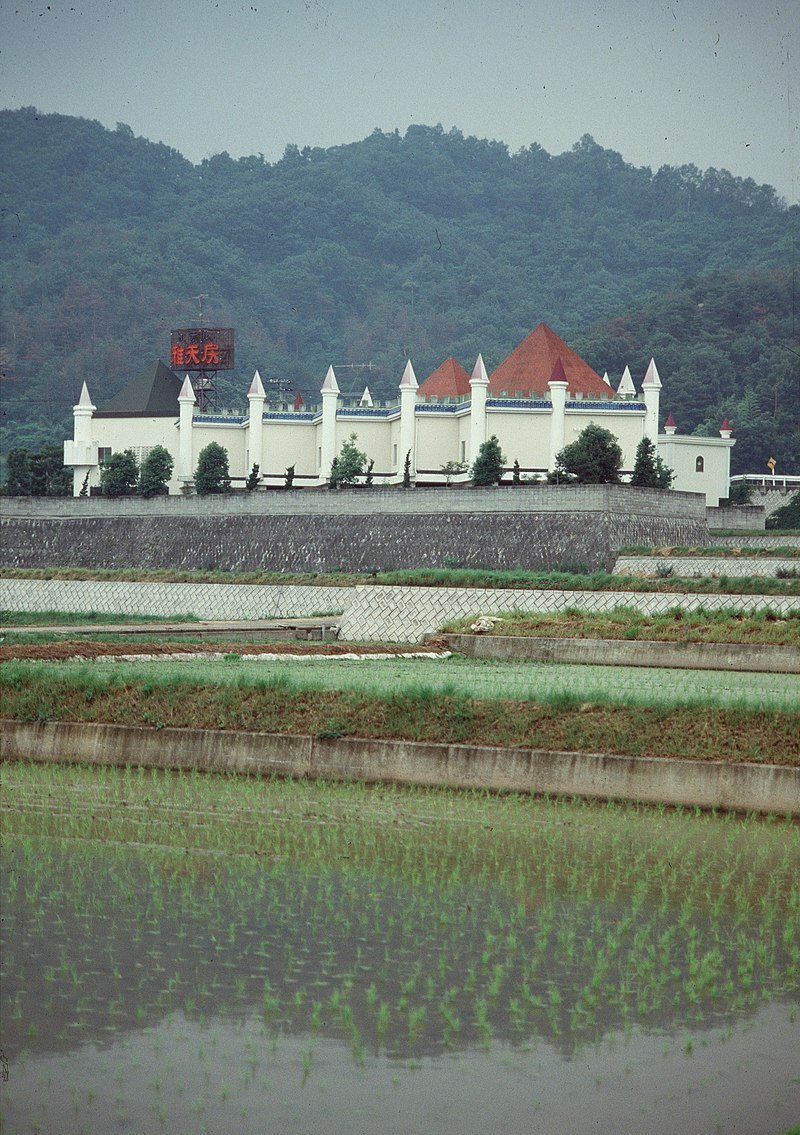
[95,360,182,416]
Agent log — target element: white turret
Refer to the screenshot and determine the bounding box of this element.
[398,360,418,482]
[547,358,569,472]
[65,382,98,495]
[320,365,340,483]
[247,370,266,479]
[641,358,662,441]
[178,375,196,485]
[468,354,489,466]
[617,366,636,400]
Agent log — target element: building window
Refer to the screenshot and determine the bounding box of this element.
[98,447,111,464]
[461,440,466,463]
[695,455,704,473]
[393,444,398,466]
[318,446,322,469]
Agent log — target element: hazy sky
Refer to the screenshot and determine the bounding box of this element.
[1,0,797,202]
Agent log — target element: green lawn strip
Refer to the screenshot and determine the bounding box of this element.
[2,666,797,765]
[442,607,800,646]
[0,609,199,627]
[2,565,799,595]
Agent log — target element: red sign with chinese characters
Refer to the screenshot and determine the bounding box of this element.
[170,328,234,371]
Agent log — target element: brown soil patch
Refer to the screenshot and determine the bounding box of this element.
[0,640,423,662]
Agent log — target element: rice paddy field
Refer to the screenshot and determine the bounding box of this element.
[4,652,799,711]
[1,762,799,1135]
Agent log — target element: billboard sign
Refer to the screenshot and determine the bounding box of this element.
[170,328,234,371]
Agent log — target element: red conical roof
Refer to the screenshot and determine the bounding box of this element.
[665,412,677,428]
[417,356,472,401]
[488,323,609,398]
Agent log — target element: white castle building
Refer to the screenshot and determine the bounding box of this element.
[64,323,735,505]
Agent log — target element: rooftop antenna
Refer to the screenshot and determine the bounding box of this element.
[194,293,209,326]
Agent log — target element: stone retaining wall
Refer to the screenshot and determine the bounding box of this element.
[614,555,798,578]
[3,578,797,642]
[0,579,350,620]
[339,585,799,642]
[1,484,708,519]
[712,535,800,550]
[0,486,709,575]
[4,720,797,815]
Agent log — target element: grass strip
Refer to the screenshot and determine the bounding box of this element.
[2,667,797,765]
[443,606,800,646]
[0,609,199,627]
[2,565,799,594]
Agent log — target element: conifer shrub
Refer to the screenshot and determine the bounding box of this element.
[471,436,505,486]
[554,425,622,484]
[138,446,174,498]
[99,449,138,497]
[194,443,231,495]
[630,436,673,488]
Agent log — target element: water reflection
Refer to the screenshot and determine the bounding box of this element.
[2,768,799,1132]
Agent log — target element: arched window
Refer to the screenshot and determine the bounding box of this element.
[695,455,704,473]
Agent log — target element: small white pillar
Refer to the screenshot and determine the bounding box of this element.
[398,360,418,480]
[720,418,734,499]
[663,413,677,478]
[468,354,489,465]
[178,375,196,485]
[247,370,266,477]
[548,360,569,471]
[641,358,662,442]
[320,366,340,483]
[68,382,97,495]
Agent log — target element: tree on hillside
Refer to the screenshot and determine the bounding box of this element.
[138,445,173,498]
[630,436,673,488]
[471,436,505,485]
[194,443,231,494]
[555,425,622,484]
[5,448,32,495]
[100,449,138,497]
[329,433,367,487]
[29,444,72,496]
[766,491,800,531]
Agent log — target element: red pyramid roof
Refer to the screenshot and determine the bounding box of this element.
[665,412,677,428]
[550,358,568,384]
[488,323,609,398]
[720,418,732,431]
[417,356,472,401]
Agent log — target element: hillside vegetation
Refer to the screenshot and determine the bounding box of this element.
[2,108,798,472]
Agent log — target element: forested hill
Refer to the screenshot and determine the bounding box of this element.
[1,107,797,472]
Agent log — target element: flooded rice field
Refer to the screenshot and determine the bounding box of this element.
[1,762,798,1134]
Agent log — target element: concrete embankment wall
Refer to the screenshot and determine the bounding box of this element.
[0,486,709,574]
[3,720,798,816]
[444,634,800,674]
[3,577,799,642]
[614,555,799,578]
